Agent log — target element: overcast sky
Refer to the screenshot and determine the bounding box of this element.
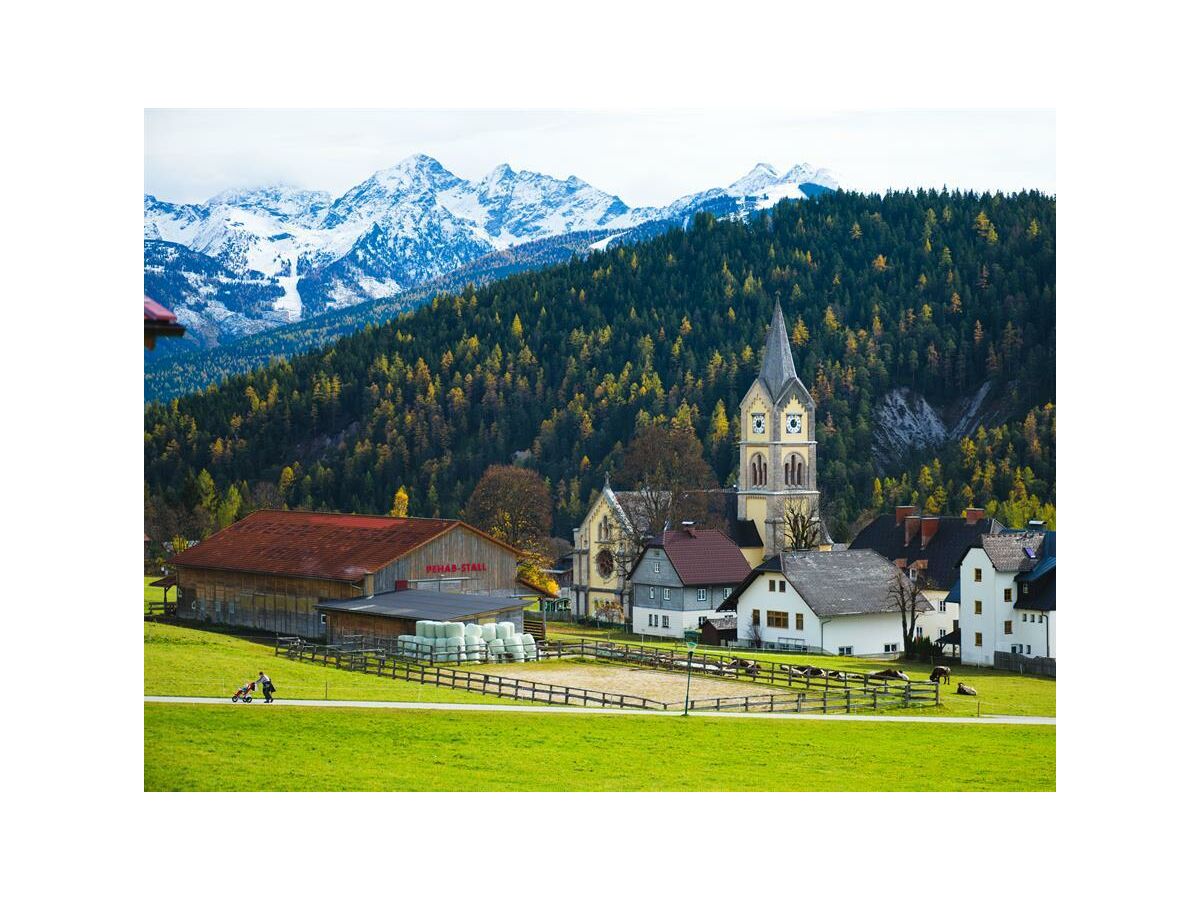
[145,109,1055,206]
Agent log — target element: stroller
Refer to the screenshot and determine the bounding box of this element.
[231,681,256,703]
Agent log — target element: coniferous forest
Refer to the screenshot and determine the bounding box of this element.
[144,189,1055,546]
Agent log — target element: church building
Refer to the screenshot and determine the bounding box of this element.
[569,300,826,618]
[736,300,824,565]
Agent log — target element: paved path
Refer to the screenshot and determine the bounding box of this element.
[144,696,1054,725]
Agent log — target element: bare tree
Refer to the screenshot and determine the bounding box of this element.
[886,567,931,657]
[779,499,825,552]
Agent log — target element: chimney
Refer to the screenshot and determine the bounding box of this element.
[895,505,918,526]
[684,527,697,538]
[920,517,940,549]
[394,580,409,591]
[963,507,985,525]
[1026,519,1045,531]
[904,515,921,546]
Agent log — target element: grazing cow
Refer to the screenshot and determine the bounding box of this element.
[930,665,951,684]
[871,669,910,681]
[827,670,849,680]
[956,682,977,696]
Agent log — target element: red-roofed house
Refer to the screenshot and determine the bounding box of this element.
[171,509,527,637]
[628,529,751,639]
[144,295,185,350]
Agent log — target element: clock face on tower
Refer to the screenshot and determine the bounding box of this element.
[786,413,803,434]
[751,413,765,434]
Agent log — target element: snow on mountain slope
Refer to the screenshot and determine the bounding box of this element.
[145,156,839,345]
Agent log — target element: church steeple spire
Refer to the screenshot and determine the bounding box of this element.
[759,299,799,402]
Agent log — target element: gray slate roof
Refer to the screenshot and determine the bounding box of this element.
[775,550,931,618]
[981,532,1046,572]
[315,588,527,621]
[759,300,801,402]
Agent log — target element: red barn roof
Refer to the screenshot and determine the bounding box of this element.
[171,510,513,582]
[144,295,179,323]
[645,528,752,586]
[144,295,185,348]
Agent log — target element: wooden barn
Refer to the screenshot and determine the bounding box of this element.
[171,509,526,638]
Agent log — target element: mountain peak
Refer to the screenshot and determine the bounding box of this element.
[728,162,784,195]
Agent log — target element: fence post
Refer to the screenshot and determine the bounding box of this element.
[904,682,911,708]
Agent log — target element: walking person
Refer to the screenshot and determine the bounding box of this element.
[256,670,275,703]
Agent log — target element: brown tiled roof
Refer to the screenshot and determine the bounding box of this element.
[657,528,751,586]
[172,510,471,582]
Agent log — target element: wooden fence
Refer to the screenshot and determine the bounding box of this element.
[144,601,177,619]
[993,651,1056,678]
[540,639,939,703]
[274,637,938,712]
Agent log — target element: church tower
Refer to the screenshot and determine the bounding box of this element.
[737,300,821,560]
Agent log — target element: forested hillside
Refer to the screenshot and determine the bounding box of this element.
[145,189,1055,543]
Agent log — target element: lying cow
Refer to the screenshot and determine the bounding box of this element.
[956,682,977,696]
[930,665,951,684]
[870,668,910,682]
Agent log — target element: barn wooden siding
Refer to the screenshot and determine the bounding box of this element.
[176,567,361,638]
[371,525,521,594]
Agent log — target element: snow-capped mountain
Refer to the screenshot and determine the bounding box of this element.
[145,155,838,351]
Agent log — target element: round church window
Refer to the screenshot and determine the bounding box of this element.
[596,549,614,578]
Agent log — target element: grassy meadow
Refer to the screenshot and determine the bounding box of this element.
[145,702,1055,791]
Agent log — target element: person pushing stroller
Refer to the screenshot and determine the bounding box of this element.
[255,671,276,703]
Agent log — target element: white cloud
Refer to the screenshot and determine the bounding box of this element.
[145,109,1055,206]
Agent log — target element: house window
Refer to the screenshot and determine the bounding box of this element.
[1012,644,1022,654]
[1004,621,1013,635]
[838,646,854,656]
[662,615,670,628]
[938,628,947,639]
[1026,644,1032,654]
[974,568,982,582]
[916,626,924,638]
[752,609,760,626]
[1022,613,1027,622]
[723,587,731,599]
[1004,588,1012,602]
[649,614,658,627]
[653,561,661,574]
[319,613,328,625]
[768,579,776,592]
[698,616,708,626]
[795,612,804,630]
[663,588,671,602]
[974,600,983,615]
[649,587,655,601]
[938,600,947,613]
[974,632,983,647]
[767,610,788,628]
[883,643,898,653]
[697,588,707,602]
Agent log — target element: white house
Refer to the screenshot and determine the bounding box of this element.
[717,549,930,657]
[849,505,1002,649]
[957,528,1056,666]
[629,528,751,640]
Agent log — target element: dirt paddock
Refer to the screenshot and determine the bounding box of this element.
[474,661,794,705]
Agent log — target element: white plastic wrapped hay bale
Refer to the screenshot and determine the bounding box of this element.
[414,621,429,639]
[504,635,526,662]
[496,621,515,640]
[464,623,483,640]
[447,637,467,664]
[445,621,466,640]
[481,623,497,643]
[417,635,436,663]
[520,633,538,660]
[487,637,507,661]
[464,638,484,663]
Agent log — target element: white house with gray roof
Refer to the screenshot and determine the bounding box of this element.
[957,528,1056,667]
[718,550,929,656]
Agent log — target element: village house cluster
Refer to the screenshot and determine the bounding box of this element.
[161,302,1055,671]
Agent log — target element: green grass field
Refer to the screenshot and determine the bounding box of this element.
[144,703,1055,791]
[547,622,1056,718]
[144,623,516,705]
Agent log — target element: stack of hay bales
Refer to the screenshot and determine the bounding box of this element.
[403,619,540,664]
